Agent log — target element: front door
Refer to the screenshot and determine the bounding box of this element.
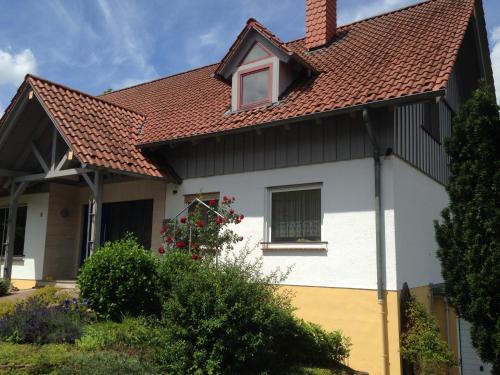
[80,199,154,265]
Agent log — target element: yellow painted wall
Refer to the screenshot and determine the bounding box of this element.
[11,279,37,289]
[285,285,402,375]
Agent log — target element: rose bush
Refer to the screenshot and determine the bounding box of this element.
[159,195,244,259]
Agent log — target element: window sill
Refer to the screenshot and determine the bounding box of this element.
[261,242,328,251]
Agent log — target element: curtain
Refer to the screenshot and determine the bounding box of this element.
[271,189,321,242]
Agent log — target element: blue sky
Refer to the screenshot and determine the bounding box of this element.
[1,0,499,115]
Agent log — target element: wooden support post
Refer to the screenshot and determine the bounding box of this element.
[85,170,103,258]
[2,182,28,280]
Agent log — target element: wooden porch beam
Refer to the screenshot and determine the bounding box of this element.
[30,142,49,172]
[2,181,28,281]
[85,170,103,257]
[12,168,88,183]
[50,127,57,171]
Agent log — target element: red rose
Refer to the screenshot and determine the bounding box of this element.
[231,196,235,202]
[158,247,166,254]
[239,214,244,220]
[176,240,185,248]
[180,217,187,224]
[208,199,217,206]
[215,216,223,225]
[235,218,241,224]
[223,195,229,201]
[192,243,199,249]
[196,220,204,228]
[166,236,173,244]
[192,254,201,261]
[160,226,166,234]
[229,209,235,215]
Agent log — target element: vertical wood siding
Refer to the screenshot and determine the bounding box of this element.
[163,113,393,180]
[394,100,454,185]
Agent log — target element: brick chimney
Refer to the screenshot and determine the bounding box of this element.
[305,0,337,50]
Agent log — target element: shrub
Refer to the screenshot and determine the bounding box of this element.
[0,280,9,296]
[77,235,160,321]
[58,351,159,375]
[77,317,160,361]
[401,294,456,374]
[156,249,350,374]
[0,300,16,319]
[292,320,351,367]
[0,297,84,344]
[28,286,74,306]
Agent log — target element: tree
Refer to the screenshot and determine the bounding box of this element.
[435,83,500,370]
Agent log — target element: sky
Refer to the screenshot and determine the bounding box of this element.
[0,0,499,116]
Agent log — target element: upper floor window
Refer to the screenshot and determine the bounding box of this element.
[239,65,272,109]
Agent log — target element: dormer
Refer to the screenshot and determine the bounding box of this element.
[215,18,316,112]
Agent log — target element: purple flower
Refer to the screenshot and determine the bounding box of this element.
[64,299,70,312]
[82,299,89,306]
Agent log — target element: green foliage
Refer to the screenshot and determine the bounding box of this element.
[291,320,351,367]
[156,248,350,374]
[77,235,160,321]
[0,342,74,373]
[76,316,160,361]
[0,280,10,296]
[400,295,456,374]
[434,83,500,370]
[0,300,16,319]
[160,195,244,258]
[58,350,159,375]
[28,286,74,306]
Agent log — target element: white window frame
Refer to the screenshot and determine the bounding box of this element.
[262,183,327,251]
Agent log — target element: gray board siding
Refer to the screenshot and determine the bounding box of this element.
[163,111,394,180]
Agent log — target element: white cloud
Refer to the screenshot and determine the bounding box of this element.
[339,0,423,25]
[0,48,37,87]
[492,26,500,103]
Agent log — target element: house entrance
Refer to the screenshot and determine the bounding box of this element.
[80,199,153,265]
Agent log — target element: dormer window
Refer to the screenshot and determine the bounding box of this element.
[215,18,315,112]
[239,65,272,109]
[240,42,271,65]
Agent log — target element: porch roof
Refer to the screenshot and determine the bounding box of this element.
[0,76,179,182]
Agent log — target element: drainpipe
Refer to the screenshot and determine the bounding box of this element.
[362,108,389,375]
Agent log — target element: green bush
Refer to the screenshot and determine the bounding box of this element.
[77,317,160,361]
[156,249,350,374]
[401,294,456,374]
[0,280,10,296]
[292,320,351,367]
[58,351,159,375]
[0,300,16,319]
[28,286,74,306]
[78,235,160,321]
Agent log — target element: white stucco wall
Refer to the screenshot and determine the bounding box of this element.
[0,192,49,280]
[165,158,398,291]
[392,157,449,289]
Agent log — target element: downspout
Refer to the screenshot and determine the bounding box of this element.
[363,108,389,375]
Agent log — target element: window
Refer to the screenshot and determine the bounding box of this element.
[422,100,440,143]
[241,43,271,65]
[268,186,321,243]
[239,66,272,109]
[0,206,27,257]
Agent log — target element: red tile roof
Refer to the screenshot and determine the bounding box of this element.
[25,75,175,179]
[101,0,475,147]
